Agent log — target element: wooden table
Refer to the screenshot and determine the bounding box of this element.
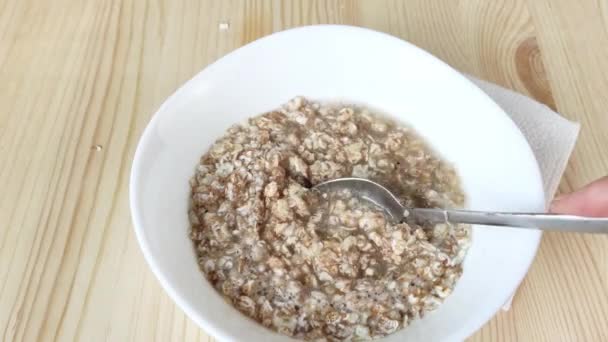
[1,1,607,341]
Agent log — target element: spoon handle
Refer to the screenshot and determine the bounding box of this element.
[412,208,608,234]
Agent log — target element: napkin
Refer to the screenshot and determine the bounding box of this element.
[467,76,580,310]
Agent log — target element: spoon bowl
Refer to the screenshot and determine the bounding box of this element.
[313,177,406,221]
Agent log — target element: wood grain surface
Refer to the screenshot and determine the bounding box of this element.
[1,0,607,341]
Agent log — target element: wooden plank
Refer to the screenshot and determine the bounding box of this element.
[504,0,608,341]
[0,0,605,341]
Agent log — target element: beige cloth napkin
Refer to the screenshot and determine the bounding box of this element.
[468,76,580,310]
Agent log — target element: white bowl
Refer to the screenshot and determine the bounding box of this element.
[130,25,544,342]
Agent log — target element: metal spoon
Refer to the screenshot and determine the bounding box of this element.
[313,177,608,234]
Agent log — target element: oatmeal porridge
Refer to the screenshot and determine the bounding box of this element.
[188,97,471,340]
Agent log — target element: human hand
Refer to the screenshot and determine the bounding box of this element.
[550,176,608,217]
